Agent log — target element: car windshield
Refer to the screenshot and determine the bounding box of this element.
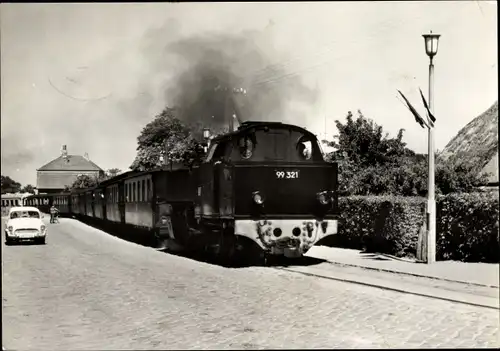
[10,211,40,219]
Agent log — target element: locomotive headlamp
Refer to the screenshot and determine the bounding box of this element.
[317,191,329,205]
[252,191,264,205]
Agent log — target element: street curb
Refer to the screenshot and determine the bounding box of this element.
[321,259,499,289]
[277,266,500,310]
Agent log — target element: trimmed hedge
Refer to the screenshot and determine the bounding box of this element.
[319,192,499,263]
[437,192,499,263]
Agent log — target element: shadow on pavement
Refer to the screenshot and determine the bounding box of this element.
[359,253,392,261]
[62,216,329,269]
[4,241,45,246]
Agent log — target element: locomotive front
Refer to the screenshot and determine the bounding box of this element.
[207,122,339,259]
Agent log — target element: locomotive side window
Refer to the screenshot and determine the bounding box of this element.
[297,137,313,160]
[205,143,218,163]
[207,141,230,162]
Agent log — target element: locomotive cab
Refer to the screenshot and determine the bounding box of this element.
[199,121,339,258]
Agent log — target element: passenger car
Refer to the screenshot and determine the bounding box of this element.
[4,206,47,245]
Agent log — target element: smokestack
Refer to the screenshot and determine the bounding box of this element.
[84,152,89,160]
[61,145,68,159]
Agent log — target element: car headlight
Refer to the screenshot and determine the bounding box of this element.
[41,225,46,232]
[7,226,13,232]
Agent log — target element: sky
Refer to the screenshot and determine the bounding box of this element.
[1,1,497,187]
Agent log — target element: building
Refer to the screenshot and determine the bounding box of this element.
[439,101,498,186]
[36,145,104,194]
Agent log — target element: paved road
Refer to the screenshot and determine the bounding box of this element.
[2,218,499,350]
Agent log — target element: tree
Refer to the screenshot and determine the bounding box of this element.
[324,110,414,167]
[130,107,204,171]
[106,168,122,178]
[21,184,36,194]
[1,175,22,194]
[323,110,490,196]
[67,174,100,190]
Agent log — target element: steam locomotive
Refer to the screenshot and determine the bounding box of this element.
[25,121,340,263]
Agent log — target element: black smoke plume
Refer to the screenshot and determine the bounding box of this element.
[147,27,318,132]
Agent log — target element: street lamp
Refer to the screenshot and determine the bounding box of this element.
[422,31,440,264]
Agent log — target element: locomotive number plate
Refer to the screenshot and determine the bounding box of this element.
[275,170,300,179]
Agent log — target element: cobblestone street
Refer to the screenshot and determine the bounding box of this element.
[2,218,499,350]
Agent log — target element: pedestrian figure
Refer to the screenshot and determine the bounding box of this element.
[50,205,59,223]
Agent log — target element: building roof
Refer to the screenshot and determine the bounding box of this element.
[440,101,498,170]
[38,155,103,172]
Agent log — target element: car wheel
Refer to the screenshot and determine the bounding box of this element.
[5,237,12,245]
[37,237,46,245]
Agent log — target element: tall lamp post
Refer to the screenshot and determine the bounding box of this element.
[422,31,440,264]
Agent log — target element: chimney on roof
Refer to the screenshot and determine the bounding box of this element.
[84,152,89,160]
[61,145,68,159]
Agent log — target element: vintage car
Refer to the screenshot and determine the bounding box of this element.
[4,206,47,245]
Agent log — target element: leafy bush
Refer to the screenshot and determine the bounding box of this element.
[320,193,499,262]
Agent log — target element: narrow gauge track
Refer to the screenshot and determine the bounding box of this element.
[267,263,499,311]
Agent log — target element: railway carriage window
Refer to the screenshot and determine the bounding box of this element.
[147,179,152,201]
[133,182,136,202]
[138,180,142,202]
[142,180,145,202]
